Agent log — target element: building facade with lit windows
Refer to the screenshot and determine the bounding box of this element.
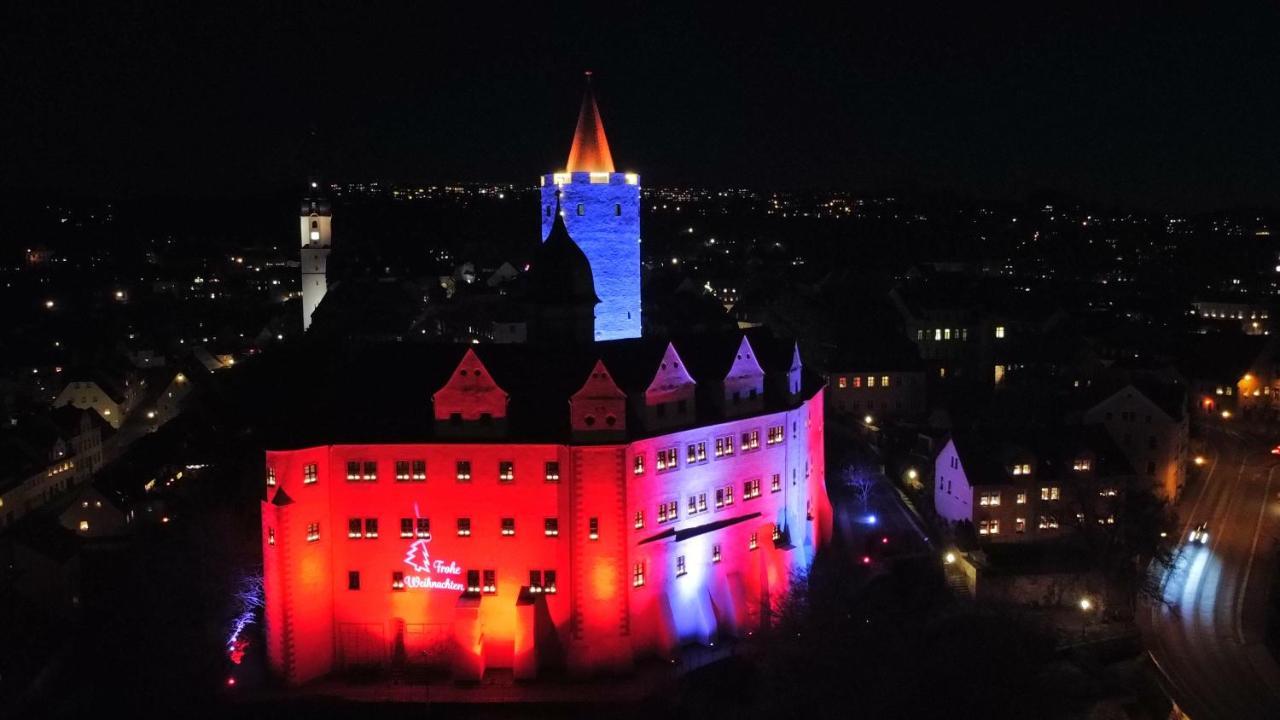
[260,335,831,684]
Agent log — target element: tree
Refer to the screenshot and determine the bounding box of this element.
[843,466,876,511]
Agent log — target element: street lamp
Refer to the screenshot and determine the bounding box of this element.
[1079,597,1094,640]
[944,551,957,565]
[907,468,918,481]
[1193,455,1206,466]
[863,414,874,425]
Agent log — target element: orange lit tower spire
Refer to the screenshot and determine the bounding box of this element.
[565,72,615,173]
[541,73,641,341]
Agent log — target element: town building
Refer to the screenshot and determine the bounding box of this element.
[934,426,1133,544]
[1081,382,1188,502]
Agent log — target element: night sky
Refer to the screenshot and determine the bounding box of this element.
[4,2,1279,210]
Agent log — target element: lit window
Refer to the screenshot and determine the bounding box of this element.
[544,518,559,537]
[400,518,414,538]
[716,435,735,458]
[303,463,318,484]
[676,556,687,577]
[853,376,862,388]
[411,460,426,480]
[867,375,877,388]
[416,518,430,538]
[712,544,722,563]
[1073,459,1092,471]
[483,570,496,594]
[633,562,645,587]
[348,518,363,539]
[748,532,759,550]
[881,375,890,387]
[656,448,678,471]
[1041,486,1060,501]
[771,473,782,493]
[687,442,706,463]
[588,517,599,540]
[499,461,515,483]
[306,522,320,542]
[657,500,679,524]
[78,520,89,532]
[979,491,1001,507]
[346,461,360,480]
[466,570,480,594]
[767,425,784,445]
[529,569,542,592]
[266,467,276,486]
[715,485,735,508]
[743,478,762,500]
[268,527,275,545]
[457,518,472,537]
[545,461,560,482]
[634,510,645,529]
[742,429,760,450]
[1015,518,1026,533]
[364,518,378,538]
[995,326,1005,339]
[633,455,645,475]
[396,460,411,481]
[391,572,404,591]
[501,518,515,536]
[1099,487,1118,497]
[576,203,585,216]
[838,376,848,389]
[362,461,377,481]
[456,461,472,482]
[1038,515,1059,530]
[544,569,557,594]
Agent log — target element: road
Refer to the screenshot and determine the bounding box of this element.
[1142,426,1280,719]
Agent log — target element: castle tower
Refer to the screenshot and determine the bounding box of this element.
[299,181,332,331]
[540,73,641,341]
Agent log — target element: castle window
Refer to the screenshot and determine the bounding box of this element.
[656,447,677,472]
[576,203,585,216]
[395,460,411,481]
[545,461,560,483]
[266,467,276,486]
[657,500,678,524]
[838,377,847,389]
[411,460,426,480]
[749,533,759,551]
[687,493,708,515]
[676,556,687,577]
[544,569,557,593]
[771,473,782,493]
[392,571,405,591]
[712,544,722,563]
[767,425,784,445]
[400,518,414,538]
[416,518,430,538]
[743,478,762,500]
[544,517,559,537]
[457,518,472,537]
[633,455,645,475]
[498,461,515,483]
[530,569,542,591]
[348,571,360,590]
[633,562,645,587]
[483,570,496,594]
[501,518,515,536]
[715,485,735,508]
[364,518,378,538]
[742,429,760,450]
[268,527,275,546]
[466,570,481,594]
[588,517,599,540]
[346,461,360,481]
[361,461,377,481]
[348,518,363,539]
[456,461,471,482]
[634,510,645,529]
[687,442,706,464]
[306,523,320,542]
[304,463,318,484]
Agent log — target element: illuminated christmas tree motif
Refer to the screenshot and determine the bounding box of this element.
[404,501,431,573]
[405,537,431,574]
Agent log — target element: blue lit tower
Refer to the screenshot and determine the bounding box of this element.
[540,73,641,341]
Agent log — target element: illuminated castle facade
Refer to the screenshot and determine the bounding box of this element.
[261,336,830,684]
[540,74,642,341]
[260,79,831,686]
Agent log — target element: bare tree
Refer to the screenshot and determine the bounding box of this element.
[843,466,875,511]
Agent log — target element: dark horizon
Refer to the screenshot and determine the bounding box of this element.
[5,3,1279,212]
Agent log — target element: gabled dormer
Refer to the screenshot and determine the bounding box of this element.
[643,342,696,430]
[432,349,509,437]
[570,360,627,441]
[723,336,765,417]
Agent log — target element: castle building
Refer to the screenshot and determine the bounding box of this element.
[261,336,830,684]
[540,74,642,341]
[300,182,332,331]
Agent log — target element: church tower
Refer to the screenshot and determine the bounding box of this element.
[299,181,332,331]
[540,73,641,341]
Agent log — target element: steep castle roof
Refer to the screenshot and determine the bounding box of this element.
[527,195,599,305]
[565,73,615,173]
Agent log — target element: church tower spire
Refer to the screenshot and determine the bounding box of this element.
[565,72,615,173]
[299,179,332,331]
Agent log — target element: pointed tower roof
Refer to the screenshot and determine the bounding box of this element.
[528,193,600,305]
[565,72,616,173]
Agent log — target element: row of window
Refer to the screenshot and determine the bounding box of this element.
[357,568,560,594]
[645,475,779,528]
[302,516,570,542]
[977,515,1062,535]
[836,375,893,389]
[974,486,1063,506]
[271,460,564,486]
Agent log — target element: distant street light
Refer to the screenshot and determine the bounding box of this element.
[1194,456,1207,466]
[944,552,957,565]
[1221,410,1232,420]
[907,468,918,481]
[863,414,874,425]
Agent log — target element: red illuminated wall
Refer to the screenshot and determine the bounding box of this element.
[262,394,830,685]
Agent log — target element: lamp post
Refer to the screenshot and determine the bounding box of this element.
[1079,597,1093,640]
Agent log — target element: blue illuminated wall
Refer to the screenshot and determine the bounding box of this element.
[540,172,642,341]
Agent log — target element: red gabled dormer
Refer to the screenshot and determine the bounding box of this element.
[432,349,509,435]
[723,336,765,416]
[570,359,627,440]
[643,342,696,429]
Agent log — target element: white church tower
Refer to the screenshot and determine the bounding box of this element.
[299,181,332,331]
